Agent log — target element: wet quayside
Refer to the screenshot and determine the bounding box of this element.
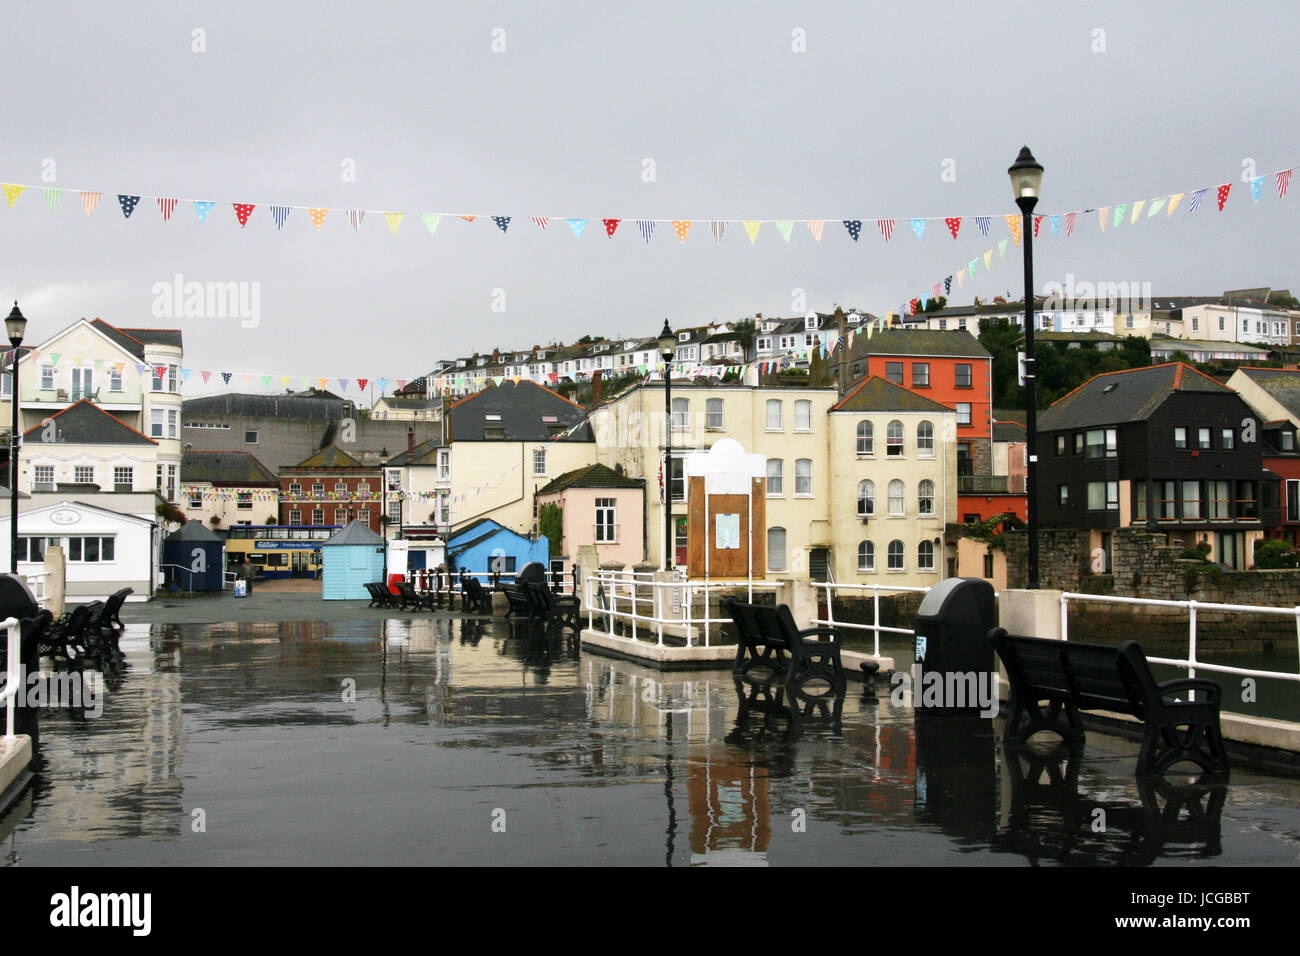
[3,616,1300,866]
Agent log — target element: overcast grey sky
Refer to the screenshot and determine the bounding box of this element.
[1,1,1296,396]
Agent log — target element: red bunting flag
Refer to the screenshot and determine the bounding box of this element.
[357,378,368,392]
[878,219,895,241]
[1033,215,1043,237]
[602,218,621,237]
[1216,183,1231,211]
[944,217,961,239]
[909,298,918,316]
[234,203,255,227]
[1278,170,1292,199]
[158,197,178,221]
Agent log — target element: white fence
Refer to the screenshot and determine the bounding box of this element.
[2,616,20,738]
[22,572,46,608]
[584,569,782,647]
[1060,592,1300,688]
[811,582,933,659]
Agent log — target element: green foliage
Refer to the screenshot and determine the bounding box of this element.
[963,512,1025,551]
[1178,541,1212,562]
[538,503,563,557]
[1252,538,1300,570]
[923,295,948,313]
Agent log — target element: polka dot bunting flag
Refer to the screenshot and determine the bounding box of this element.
[602,218,620,237]
[842,220,861,242]
[2,184,25,208]
[1217,183,1231,211]
[944,217,961,239]
[233,203,255,227]
[117,194,140,218]
[672,220,690,242]
[309,208,328,230]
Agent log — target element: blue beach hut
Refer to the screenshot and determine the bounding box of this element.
[320,520,386,600]
[162,520,226,591]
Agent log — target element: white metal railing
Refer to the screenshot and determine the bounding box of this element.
[22,572,47,608]
[2,616,20,738]
[812,581,933,659]
[1061,592,1300,687]
[584,568,782,647]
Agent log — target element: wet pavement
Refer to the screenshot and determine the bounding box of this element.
[3,614,1299,866]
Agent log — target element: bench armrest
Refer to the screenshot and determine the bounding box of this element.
[1155,678,1221,705]
[796,626,841,644]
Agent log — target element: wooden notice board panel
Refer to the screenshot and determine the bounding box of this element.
[686,475,767,579]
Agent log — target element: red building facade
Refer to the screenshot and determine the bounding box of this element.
[278,446,384,533]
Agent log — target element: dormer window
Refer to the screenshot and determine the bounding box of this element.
[678,331,690,342]
[805,315,820,330]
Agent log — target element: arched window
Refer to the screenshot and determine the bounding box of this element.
[917,420,934,456]
[888,479,905,515]
[857,479,875,516]
[888,539,905,570]
[856,420,874,455]
[918,539,936,571]
[858,540,875,571]
[887,420,904,456]
[918,479,935,515]
[767,527,787,572]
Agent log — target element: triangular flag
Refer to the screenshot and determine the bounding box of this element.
[1250,177,1264,202]
[43,187,62,212]
[338,378,350,392]
[1050,214,1060,236]
[118,195,140,218]
[909,299,918,316]
[877,219,894,241]
[281,376,291,388]
[1098,207,1109,231]
[566,218,586,238]
[1129,201,1144,223]
[602,218,620,237]
[358,378,368,392]
[492,216,511,233]
[348,209,365,230]
[2,184,26,208]
[710,221,725,243]
[968,259,977,278]
[270,205,291,229]
[1033,214,1043,237]
[200,370,212,383]
[242,374,253,386]
[396,380,407,391]
[385,212,405,236]
[1167,193,1184,216]
[944,217,961,239]
[317,378,328,390]
[975,216,990,237]
[743,221,761,244]
[80,191,102,215]
[909,218,925,239]
[419,213,440,235]
[531,216,549,230]
[998,238,1009,258]
[957,269,966,288]
[1065,212,1077,236]
[181,368,192,382]
[1113,204,1127,228]
[1005,214,1021,246]
[672,220,691,242]
[983,249,993,268]
[1216,183,1231,211]
[635,219,655,242]
[261,375,272,388]
[1147,197,1166,217]
[843,220,861,242]
[1277,170,1292,199]
[309,208,329,230]
[195,201,215,223]
[806,220,825,241]
[233,203,255,227]
[221,372,232,385]
[158,197,178,221]
[1188,188,1207,213]
[944,276,952,295]
[459,215,476,222]
[775,220,793,242]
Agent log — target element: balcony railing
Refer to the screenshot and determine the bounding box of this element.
[957,475,1009,494]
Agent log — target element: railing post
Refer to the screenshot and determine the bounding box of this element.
[1187,599,1198,689]
[1060,592,1069,642]
[872,586,881,660]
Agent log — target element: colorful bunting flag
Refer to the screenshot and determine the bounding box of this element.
[348,209,365,230]
[1050,214,1060,236]
[806,220,824,242]
[1188,189,1207,213]
[975,216,991,237]
[710,221,725,243]
[635,219,655,242]
[1278,170,1292,199]
[531,216,549,230]
[983,249,993,268]
[602,218,620,237]
[310,208,329,230]
[909,218,925,239]
[743,221,761,244]
[843,220,862,242]
[270,205,291,229]
[775,220,793,242]
[1147,197,1166,217]
[566,218,586,238]
[1033,214,1043,237]
[43,187,62,212]
[1215,184,1230,211]
[672,220,691,242]
[195,201,215,223]
[492,216,511,233]
[998,238,1009,259]
[1167,193,1184,216]
[1065,212,1076,236]
[1098,207,1109,231]
[233,203,255,227]
[877,219,894,241]
[1250,177,1264,202]
[80,191,102,215]
[944,217,961,239]
[1006,214,1022,246]
[1129,201,1144,223]
[385,212,405,236]
[157,197,178,221]
[2,184,26,208]
[117,195,140,218]
[1113,204,1127,228]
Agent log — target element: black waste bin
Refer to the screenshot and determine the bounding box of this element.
[912,577,996,716]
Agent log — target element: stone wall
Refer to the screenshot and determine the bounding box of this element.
[1003,528,1088,591]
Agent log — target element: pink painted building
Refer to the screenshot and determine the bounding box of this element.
[535,464,645,567]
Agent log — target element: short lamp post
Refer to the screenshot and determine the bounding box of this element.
[657,319,676,571]
[1008,146,1044,589]
[7,303,27,574]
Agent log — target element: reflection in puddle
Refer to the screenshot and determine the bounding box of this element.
[0,616,1296,866]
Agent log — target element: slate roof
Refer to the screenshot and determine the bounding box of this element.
[320,520,384,546]
[1038,363,1234,431]
[183,392,348,421]
[384,437,443,467]
[22,400,156,445]
[449,381,591,442]
[844,328,992,359]
[87,319,182,358]
[831,376,955,414]
[536,463,643,495]
[1148,338,1271,354]
[1234,367,1300,421]
[284,446,367,469]
[1016,331,1124,344]
[181,450,278,485]
[993,421,1027,442]
[167,520,222,542]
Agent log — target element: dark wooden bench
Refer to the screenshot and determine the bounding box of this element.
[723,599,845,688]
[365,582,400,609]
[501,582,539,620]
[525,581,580,632]
[41,602,103,661]
[395,580,436,611]
[460,575,493,614]
[988,628,1229,777]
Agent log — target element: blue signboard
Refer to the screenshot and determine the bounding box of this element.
[254,542,323,551]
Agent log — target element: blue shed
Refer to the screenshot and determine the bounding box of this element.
[445,519,549,577]
[320,520,387,600]
[162,521,226,591]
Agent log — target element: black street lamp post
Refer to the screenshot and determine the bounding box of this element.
[1008,147,1044,589]
[7,303,28,575]
[657,320,676,571]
